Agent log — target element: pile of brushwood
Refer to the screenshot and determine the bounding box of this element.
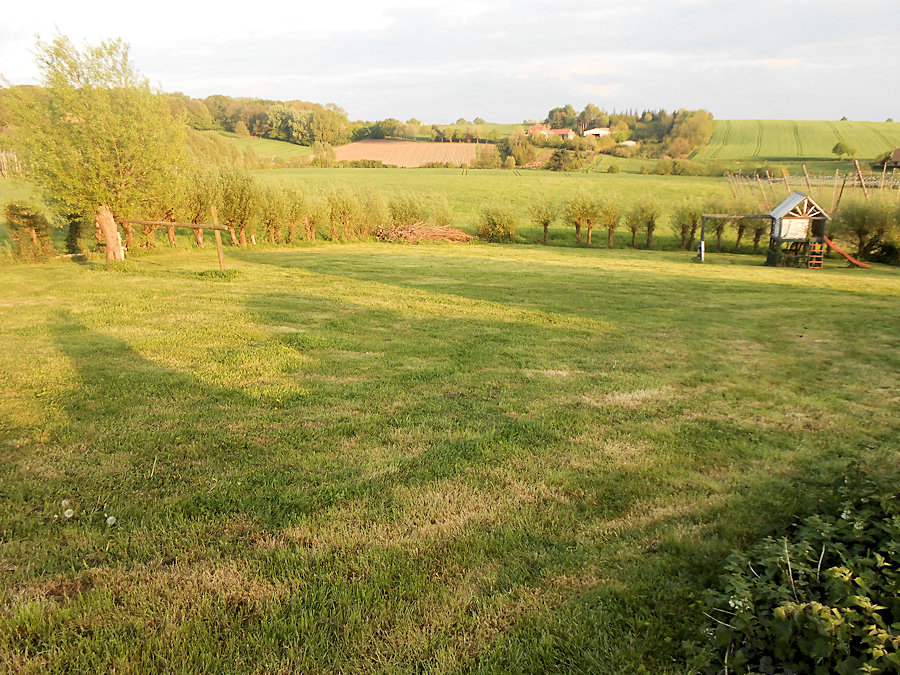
[373,222,472,243]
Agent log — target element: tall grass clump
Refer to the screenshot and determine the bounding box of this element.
[388,193,426,227]
[429,196,454,228]
[476,202,518,242]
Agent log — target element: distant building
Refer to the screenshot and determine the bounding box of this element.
[887,148,900,169]
[527,125,575,140]
[548,129,576,140]
[584,127,611,137]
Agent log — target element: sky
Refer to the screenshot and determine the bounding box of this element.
[2,0,898,124]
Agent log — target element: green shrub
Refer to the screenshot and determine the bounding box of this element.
[4,201,54,259]
[607,163,620,174]
[697,474,899,674]
[476,203,518,242]
[388,193,426,227]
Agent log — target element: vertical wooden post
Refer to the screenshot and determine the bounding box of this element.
[726,172,738,198]
[834,175,848,214]
[879,163,887,191]
[211,206,226,272]
[699,216,707,262]
[831,169,840,212]
[855,160,870,200]
[802,164,814,199]
[756,174,771,209]
[781,168,791,195]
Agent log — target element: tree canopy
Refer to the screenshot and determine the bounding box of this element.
[8,35,187,219]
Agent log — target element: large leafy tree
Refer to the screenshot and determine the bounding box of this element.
[8,35,186,228]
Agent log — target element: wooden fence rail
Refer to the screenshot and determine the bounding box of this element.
[120,206,226,271]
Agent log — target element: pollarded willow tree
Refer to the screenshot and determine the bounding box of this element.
[7,34,187,260]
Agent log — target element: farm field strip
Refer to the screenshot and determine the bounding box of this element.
[696,119,900,160]
[333,140,481,167]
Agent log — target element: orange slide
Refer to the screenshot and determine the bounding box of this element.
[824,237,871,269]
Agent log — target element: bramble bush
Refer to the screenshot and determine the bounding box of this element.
[695,473,899,674]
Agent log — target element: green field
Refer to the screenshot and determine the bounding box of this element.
[1,243,898,671]
[219,133,315,162]
[697,119,900,162]
[256,168,732,234]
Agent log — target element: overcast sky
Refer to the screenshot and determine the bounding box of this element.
[2,1,897,124]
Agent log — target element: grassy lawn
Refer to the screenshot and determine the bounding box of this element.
[1,242,898,672]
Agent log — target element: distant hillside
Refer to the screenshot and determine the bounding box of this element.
[695,120,900,162]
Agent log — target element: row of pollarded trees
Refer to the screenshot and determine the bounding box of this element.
[59,164,458,255]
[527,193,669,249]
[526,192,899,258]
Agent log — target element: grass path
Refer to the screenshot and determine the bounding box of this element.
[1,244,898,671]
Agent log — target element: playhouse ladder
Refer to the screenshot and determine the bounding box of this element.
[808,242,824,269]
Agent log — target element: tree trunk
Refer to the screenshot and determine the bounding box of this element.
[288,220,297,244]
[305,218,315,241]
[239,225,248,247]
[193,227,205,248]
[608,228,615,248]
[227,226,238,246]
[142,224,156,247]
[167,226,177,247]
[688,222,698,251]
[331,221,339,241]
[122,222,135,249]
[646,226,654,249]
[267,224,275,244]
[342,219,351,241]
[94,220,103,244]
[587,223,593,245]
[574,223,582,245]
[631,229,636,248]
[96,205,124,262]
[543,224,549,245]
[28,227,39,253]
[735,224,745,249]
[716,229,723,252]
[753,230,763,253]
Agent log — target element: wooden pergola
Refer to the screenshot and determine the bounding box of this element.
[697,213,772,262]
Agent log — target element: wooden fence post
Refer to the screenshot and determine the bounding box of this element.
[211,206,226,272]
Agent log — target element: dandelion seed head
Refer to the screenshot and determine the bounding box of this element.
[60,499,70,509]
[64,509,74,519]
[106,516,117,527]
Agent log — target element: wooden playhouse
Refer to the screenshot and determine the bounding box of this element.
[765,192,829,268]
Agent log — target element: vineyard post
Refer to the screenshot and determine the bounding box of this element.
[781,169,791,196]
[802,164,814,200]
[726,172,738,198]
[879,163,887,191]
[756,174,771,209]
[764,171,778,203]
[831,169,840,212]
[854,160,870,200]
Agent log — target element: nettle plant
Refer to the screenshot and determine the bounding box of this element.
[697,475,899,674]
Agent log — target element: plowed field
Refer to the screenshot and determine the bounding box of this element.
[334,140,480,167]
